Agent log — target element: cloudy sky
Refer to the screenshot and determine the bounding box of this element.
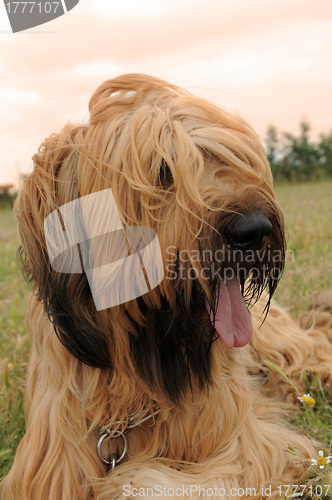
[0,0,332,186]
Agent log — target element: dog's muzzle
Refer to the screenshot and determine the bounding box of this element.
[225,211,272,252]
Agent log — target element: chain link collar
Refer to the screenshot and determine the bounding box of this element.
[97,406,162,470]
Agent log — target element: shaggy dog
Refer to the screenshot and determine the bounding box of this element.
[2,74,332,499]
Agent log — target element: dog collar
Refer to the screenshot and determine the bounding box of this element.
[97,406,163,470]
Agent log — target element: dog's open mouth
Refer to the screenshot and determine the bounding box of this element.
[205,277,253,349]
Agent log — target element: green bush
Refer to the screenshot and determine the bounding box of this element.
[0,192,16,209]
[265,122,332,183]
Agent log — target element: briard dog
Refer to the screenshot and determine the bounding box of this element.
[2,74,332,499]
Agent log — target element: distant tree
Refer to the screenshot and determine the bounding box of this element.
[282,121,319,181]
[0,191,16,208]
[317,131,332,177]
[265,125,279,170]
[265,121,330,182]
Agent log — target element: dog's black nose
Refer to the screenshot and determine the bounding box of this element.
[226,211,272,251]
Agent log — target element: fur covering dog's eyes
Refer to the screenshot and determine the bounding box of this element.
[159,159,173,186]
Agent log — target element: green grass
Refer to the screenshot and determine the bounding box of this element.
[274,181,332,317]
[0,209,30,479]
[272,181,332,498]
[0,181,331,494]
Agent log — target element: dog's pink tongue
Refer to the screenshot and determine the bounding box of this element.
[206,278,253,348]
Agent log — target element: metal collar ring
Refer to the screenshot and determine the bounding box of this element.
[97,429,128,467]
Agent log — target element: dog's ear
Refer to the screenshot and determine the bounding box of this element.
[15,126,113,369]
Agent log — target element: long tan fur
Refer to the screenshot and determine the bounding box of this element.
[2,74,332,499]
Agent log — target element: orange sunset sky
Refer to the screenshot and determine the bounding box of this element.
[0,0,332,186]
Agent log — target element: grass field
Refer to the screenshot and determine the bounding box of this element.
[274,181,332,317]
[0,181,331,494]
[0,208,30,480]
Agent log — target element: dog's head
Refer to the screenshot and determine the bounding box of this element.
[16,74,285,403]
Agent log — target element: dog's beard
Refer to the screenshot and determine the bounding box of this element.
[131,285,216,404]
[204,241,285,351]
[205,207,286,336]
[131,217,285,404]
